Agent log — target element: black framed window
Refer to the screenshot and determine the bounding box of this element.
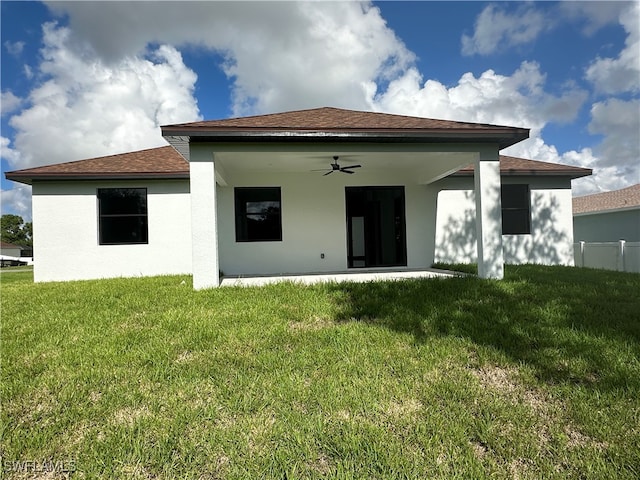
[235,187,282,242]
[501,184,531,235]
[98,188,148,245]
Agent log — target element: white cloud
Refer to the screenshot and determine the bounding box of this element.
[585,2,640,94]
[5,1,415,217]
[46,1,414,116]
[365,60,630,196]
[370,61,587,135]
[3,22,201,170]
[1,136,21,164]
[504,97,640,196]
[559,1,628,36]
[462,2,630,57]
[575,2,640,192]
[4,40,25,56]
[1,185,32,221]
[505,136,608,196]
[1,91,23,116]
[589,98,640,173]
[223,2,414,115]
[23,64,34,80]
[461,4,546,56]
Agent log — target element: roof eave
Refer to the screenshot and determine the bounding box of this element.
[161,128,529,150]
[5,172,190,185]
[453,168,592,179]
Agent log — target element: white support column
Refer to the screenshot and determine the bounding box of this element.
[618,240,626,272]
[190,156,219,289]
[474,152,504,279]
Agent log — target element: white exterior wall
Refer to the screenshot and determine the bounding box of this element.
[434,176,575,266]
[32,180,192,282]
[216,170,439,276]
[30,173,575,282]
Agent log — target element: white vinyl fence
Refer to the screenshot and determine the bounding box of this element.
[574,240,640,273]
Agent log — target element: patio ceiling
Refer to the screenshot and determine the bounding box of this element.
[194,143,483,185]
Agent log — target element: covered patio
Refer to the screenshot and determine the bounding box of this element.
[162,107,529,290]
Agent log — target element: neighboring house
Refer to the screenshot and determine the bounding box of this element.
[573,184,640,242]
[5,107,591,288]
[0,241,23,258]
[0,241,31,267]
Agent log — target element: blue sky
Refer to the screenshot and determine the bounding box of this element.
[2,1,639,220]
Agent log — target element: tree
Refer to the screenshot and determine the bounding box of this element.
[1,214,32,246]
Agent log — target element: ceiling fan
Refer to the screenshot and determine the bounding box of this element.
[313,156,362,176]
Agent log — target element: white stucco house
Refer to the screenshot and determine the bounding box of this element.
[5,107,591,288]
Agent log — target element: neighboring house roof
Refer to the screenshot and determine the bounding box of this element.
[1,241,22,249]
[573,184,640,215]
[5,146,189,184]
[162,107,530,149]
[455,155,591,179]
[5,147,591,185]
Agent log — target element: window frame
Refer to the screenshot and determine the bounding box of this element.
[97,187,149,245]
[501,184,531,235]
[234,187,283,242]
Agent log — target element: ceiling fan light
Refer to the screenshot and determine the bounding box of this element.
[314,155,362,176]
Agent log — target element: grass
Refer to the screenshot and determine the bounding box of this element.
[0,265,33,284]
[1,265,639,479]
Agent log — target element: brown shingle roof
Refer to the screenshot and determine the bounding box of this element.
[5,146,189,185]
[573,184,640,214]
[455,155,592,179]
[165,107,512,131]
[162,107,529,149]
[6,147,591,186]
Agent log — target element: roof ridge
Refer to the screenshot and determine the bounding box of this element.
[166,106,350,127]
[163,106,525,130]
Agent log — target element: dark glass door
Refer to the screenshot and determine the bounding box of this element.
[346,186,407,268]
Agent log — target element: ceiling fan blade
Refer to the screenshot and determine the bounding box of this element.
[340,164,361,170]
[341,169,355,174]
[323,170,334,176]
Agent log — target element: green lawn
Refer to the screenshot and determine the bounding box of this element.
[1,265,639,479]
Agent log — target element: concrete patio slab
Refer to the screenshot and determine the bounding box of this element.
[219,268,461,287]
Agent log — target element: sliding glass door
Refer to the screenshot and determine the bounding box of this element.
[346,186,407,268]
